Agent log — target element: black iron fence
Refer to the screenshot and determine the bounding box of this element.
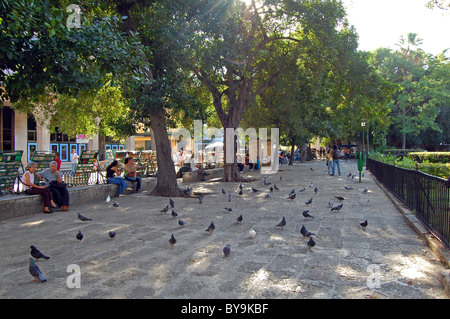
[367,158,450,249]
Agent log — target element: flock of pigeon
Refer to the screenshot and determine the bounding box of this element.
[28,167,370,283]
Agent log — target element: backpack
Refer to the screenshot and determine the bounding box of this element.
[333,149,341,160]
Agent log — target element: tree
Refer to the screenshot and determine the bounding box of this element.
[181,0,351,181]
[371,34,449,149]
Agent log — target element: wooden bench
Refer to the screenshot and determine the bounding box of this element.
[69,150,101,186]
[0,150,24,194]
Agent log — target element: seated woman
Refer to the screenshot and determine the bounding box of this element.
[106,160,133,196]
[22,162,57,214]
[123,157,142,192]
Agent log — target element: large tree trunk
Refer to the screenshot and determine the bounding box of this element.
[117,1,180,197]
[149,108,180,197]
[223,125,241,182]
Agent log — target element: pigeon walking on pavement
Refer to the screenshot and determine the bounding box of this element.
[171,210,178,218]
[106,195,111,203]
[302,210,315,219]
[249,228,256,239]
[108,231,116,240]
[237,214,243,224]
[199,195,204,204]
[300,225,315,239]
[276,216,286,230]
[78,213,92,222]
[307,237,316,251]
[169,234,176,249]
[76,230,83,242]
[360,220,368,230]
[363,187,369,193]
[228,193,232,202]
[30,245,50,260]
[224,207,232,212]
[113,201,119,208]
[222,188,227,195]
[170,198,175,208]
[223,244,231,257]
[331,204,343,212]
[178,219,187,227]
[335,196,344,201]
[305,198,313,205]
[29,258,47,282]
[206,221,216,235]
[160,205,169,213]
[287,193,296,200]
[274,184,280,191]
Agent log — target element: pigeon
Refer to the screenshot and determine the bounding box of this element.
[274,184,280,190]
[265,192,272,198]
[347,172,352,178]
[307,237,316,251]
[160,205,169,213]
[363,187,369,193]
[239,184,243,190]
[264,177,271,185]
[360,220,368,229]
[199,195,204,203]
[228,193,232,202]
[314,187,318,194]
[251,187,259,193]
[238,189,243,196]
[344,186,353,190]
[30,245,50,260]
[302,210,314,219]
[171,210,178,218]
[236,214,243,224]
[29,258,46,282]
[184,186,193,197]
[300,225,315,239]
[223,244,231,257]
[78,213,92,222]
[170,198,175,208]
[269,187,274,192]
[331,204,343,212]
[299,187,306,192]
[289,188,295,195]
[249,228,256,239]
[276,216,286,230]
[76,230,83,242]
[108,231,116,239]
[224,207,232,212]
[113,201,119,208]
[335,196,345,201]
[328,201,334,207]
[178,219,187,227]
[352,174,356,179]
[309,183,314,188]
[205,221,216,234]
[310,167,314,171]
[222,188,227,195]
[169,234,176,249]
[106,195,111,203]
[305,197,313,205]
[287,193,296,200]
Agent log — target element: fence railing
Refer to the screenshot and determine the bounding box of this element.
[0,169,109,196]
[367,158,450,249]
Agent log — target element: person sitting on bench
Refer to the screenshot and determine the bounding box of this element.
[22,162,57,214]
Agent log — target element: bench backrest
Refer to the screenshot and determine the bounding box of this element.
[0,150,24,192]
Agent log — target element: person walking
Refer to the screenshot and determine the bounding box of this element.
[331,144,341,176]
[71,148,79,175]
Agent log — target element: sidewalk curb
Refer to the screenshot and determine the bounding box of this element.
[370,173,450,297]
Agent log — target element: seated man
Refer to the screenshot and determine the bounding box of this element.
[123,157,142,192]
[37,161,70,211]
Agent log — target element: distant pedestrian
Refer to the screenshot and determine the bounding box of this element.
[326,148,333,175]
[71,148,79,175]
[331,145,341,176]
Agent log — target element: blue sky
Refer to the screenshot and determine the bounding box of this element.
[342,0,450,55]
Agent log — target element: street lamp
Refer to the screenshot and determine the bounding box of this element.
[361,120,366,164]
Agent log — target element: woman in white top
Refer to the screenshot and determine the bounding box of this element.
[22,162,57,214]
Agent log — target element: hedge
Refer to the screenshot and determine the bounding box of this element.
[407,152,450,164]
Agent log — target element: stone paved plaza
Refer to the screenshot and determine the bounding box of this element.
[0,160,448,299]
